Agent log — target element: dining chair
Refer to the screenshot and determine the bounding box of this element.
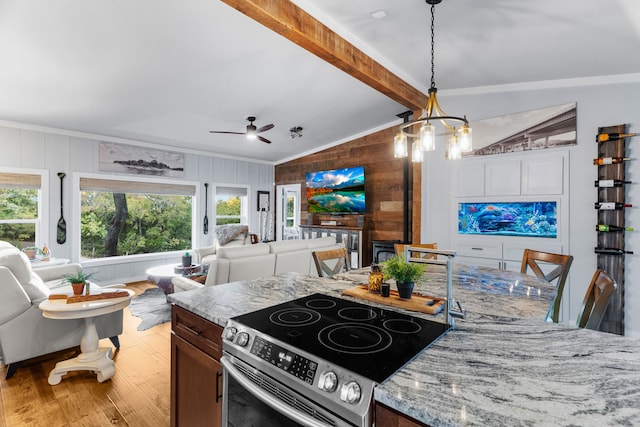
[312,247,350,277]
[576,269,617,330]
[520,249,573,323]
[395,243,438,261]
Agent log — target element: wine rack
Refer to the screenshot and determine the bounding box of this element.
[595,124,629,335]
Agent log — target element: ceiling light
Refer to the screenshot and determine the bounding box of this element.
[289,126,303,138]
[394,0,472,160]
[371,10,387,19]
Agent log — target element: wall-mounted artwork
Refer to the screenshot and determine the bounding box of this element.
[99,142,184,177]
[465,102,576,157]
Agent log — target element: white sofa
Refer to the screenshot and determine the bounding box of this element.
[173,236,344,292]
[0,241,123,379]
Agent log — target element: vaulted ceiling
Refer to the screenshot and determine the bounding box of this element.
[0,0,638,164]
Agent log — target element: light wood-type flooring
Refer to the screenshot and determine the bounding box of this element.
[0,281,171,427]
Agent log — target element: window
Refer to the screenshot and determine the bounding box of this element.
[215,185,248,225]
[79,177,195,259]
[0,171,43,248]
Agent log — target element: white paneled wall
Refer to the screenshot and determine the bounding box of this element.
[0,122,274,285]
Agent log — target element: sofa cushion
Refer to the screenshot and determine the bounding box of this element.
[305,236,337,249]
[217,242,270,259]
[194,245,216,263]
[227,253,276,283]
[268,240,308,254]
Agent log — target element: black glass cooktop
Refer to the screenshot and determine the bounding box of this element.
[231,293,450,383]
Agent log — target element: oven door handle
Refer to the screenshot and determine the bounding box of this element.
[221,356,333,427]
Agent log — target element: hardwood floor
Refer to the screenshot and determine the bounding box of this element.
[0,282,171,427]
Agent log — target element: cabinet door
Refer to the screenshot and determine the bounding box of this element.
[485,161,521,196]
[456,255,503,269]
[521,155,564,195]
[456,162,485,197]
[171,334,222,427]
[375,403,428,427]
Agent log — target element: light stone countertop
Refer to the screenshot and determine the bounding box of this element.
[167,265,640,427]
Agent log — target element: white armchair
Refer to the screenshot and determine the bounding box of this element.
[0,242,123,379]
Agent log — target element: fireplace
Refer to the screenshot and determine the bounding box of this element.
[371,240,404,264]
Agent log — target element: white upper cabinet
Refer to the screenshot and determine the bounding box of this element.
[521,154,564,195]
[456,162,485,197]
[485,160,521,196]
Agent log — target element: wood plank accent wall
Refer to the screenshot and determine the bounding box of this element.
[275,125,422,266]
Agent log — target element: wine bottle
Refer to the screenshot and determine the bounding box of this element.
[595,202,632,210]
[593,157,632,165]
[594,179,632,187]
[596,224,634,232]
[594,247,634,255]
[596,132,637,142]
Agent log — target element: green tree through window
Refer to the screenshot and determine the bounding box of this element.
[81,191,192,258]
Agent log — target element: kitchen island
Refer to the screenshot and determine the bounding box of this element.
[168,264,640,426]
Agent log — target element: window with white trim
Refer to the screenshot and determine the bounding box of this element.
[79,177,195,259]
[214,185,248,225]
[0,171,43,248]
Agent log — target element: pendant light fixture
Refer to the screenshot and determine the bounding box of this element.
[394,0,472,160]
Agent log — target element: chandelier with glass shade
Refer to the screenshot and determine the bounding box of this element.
[393,0,472,161]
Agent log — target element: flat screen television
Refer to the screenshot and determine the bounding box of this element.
[458,201,557,238]
[305,166,365,214]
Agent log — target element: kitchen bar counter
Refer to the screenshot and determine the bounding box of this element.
[168,265,640,426]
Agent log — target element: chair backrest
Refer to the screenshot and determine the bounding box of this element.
[312,247,350,277]
[520,248,573,323]
[395,243,438,261]
[577,269,617,330]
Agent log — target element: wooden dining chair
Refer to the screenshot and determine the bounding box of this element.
[395,243,438,261]
[520,249,573,323]
[312,247,350,277]
[576,269,617,330]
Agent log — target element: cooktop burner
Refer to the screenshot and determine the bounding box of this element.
[230,293,450,383]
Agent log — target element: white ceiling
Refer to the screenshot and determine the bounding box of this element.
[0,0,639,164]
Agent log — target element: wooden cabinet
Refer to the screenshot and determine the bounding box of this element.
[299,224,365,268]
[171,305,223,427]
[375,403,429,427]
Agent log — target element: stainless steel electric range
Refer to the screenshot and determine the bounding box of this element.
[221,293,450,427]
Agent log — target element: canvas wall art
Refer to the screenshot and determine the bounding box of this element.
[465,102,577,157]
[99,142,184,177]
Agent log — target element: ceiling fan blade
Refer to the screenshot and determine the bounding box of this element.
[256,123,274,133]
[258,135,272,144]
[209,131,245,135]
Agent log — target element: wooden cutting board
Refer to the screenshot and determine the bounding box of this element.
[48,291,130,303]
[341,284,445,315]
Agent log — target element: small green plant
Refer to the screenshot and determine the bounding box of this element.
[381,254,425,284]
[64,271,95,284]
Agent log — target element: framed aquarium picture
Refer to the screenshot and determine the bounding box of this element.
[458,201,557,238]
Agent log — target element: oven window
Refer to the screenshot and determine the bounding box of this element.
[227,375,303,427]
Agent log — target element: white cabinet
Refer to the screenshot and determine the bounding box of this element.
[522,155,564,195]
[455,237,564,271]
[485,161,521,196]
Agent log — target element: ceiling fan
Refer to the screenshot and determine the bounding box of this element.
[209,116,274,144]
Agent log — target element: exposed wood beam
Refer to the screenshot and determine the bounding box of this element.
[220,0,429,111]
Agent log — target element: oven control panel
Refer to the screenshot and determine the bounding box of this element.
[250,336,317,384]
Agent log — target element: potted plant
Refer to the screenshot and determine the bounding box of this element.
[64,271,95,296]
[22,246,41,260]
[381,254,425,299]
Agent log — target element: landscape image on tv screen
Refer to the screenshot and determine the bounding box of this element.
[458,201,557,238]
[305,166,365,214]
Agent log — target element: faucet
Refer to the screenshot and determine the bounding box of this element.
[403,247,465,328]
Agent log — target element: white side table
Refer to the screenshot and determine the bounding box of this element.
[38,290,134,385]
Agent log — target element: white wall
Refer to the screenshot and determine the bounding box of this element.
[421,76,640,337]
[0,122,274,285]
